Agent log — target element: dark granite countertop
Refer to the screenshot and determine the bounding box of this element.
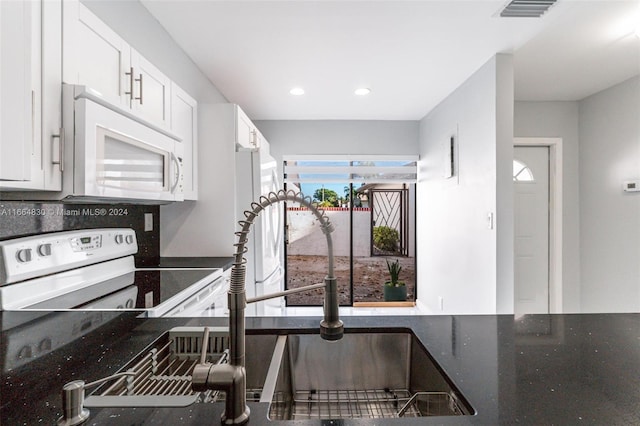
[156,257,234,270]
[1,313,639,425]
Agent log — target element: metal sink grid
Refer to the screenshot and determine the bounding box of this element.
[86,327,230,407]
[268,388,463,419]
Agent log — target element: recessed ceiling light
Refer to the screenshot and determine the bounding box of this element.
[354,88,371,96]
[289,87,305,96]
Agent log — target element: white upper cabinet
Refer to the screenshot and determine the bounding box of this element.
[212,104,262,151]
[0,0,62,191]
[1,0,33,182]
[235,106,260,150]
[63,1,130,109]
[170,83,198,200]
[63,2,171,130]
[131,51,170,129]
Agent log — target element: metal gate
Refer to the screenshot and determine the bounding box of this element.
[370,188,409,256]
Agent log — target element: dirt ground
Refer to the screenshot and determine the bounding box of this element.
[286,255,415,305]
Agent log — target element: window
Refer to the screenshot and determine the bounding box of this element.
[513,159,535,182]
[284,155,417,185]
[283,155,417,306]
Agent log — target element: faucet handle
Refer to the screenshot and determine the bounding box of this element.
[192,327,212,392]
[199,327,210,364]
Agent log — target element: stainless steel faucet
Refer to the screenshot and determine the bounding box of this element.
[192,190,344,425]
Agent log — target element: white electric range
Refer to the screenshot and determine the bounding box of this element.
[0,228,227,317]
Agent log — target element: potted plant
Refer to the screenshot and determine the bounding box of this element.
[384,259,407,301]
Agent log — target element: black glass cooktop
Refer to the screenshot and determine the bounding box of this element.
[25,269,218,311]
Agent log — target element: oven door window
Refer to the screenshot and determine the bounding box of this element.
[96,126,169,192]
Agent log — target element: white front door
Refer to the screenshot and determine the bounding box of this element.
[514,146,550,314]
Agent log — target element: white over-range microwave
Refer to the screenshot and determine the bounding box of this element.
[58,84,184,203]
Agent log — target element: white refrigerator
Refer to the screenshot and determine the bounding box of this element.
[235,141,284,316]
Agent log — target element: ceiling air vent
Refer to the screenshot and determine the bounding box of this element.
[499,0,557,18]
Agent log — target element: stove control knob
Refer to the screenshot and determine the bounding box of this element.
[16,248,32,263]
[125,235,134,245]
[115,234,124,245]
[38,243,52,257]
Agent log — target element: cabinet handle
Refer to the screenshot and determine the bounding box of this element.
[250,129,259,148]
[135,73,143,105]
[125,67,135,105]
[51,128,65,172]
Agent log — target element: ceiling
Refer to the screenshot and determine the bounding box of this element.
[141,0,640,120]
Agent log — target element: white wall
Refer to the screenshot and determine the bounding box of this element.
[161,104,237,256]
[255,120,419,158]
[579,76,640,312]
[81,0,226,103]
[514,101,581,312]
[417,54,514,314]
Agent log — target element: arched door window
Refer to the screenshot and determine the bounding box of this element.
[513,159,535,182]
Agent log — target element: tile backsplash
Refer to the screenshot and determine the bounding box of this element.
[0,201,159,266]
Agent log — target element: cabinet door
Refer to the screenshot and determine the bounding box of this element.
[170,83,198,200]
[63,2,130,108]
[130,50,170,129]
[0,0,32,181]
[40,0,63,190]
[0,0,63,191]
[236,105,258,149]
[256,130,267,153]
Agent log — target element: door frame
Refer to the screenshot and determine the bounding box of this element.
[514,137,563,313]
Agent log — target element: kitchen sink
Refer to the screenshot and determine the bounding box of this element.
[84,327,473,420]
[262,331,473,420]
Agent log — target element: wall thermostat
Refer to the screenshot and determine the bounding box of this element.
[623,180,640,192]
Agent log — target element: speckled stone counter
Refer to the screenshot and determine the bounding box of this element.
[1,313,639,425]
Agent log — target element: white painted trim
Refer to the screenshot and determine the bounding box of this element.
[283,154,419,161]
[414,298,434,314]
[514,137,563,314]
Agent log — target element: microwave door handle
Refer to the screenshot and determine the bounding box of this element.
[170,152,181,194]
